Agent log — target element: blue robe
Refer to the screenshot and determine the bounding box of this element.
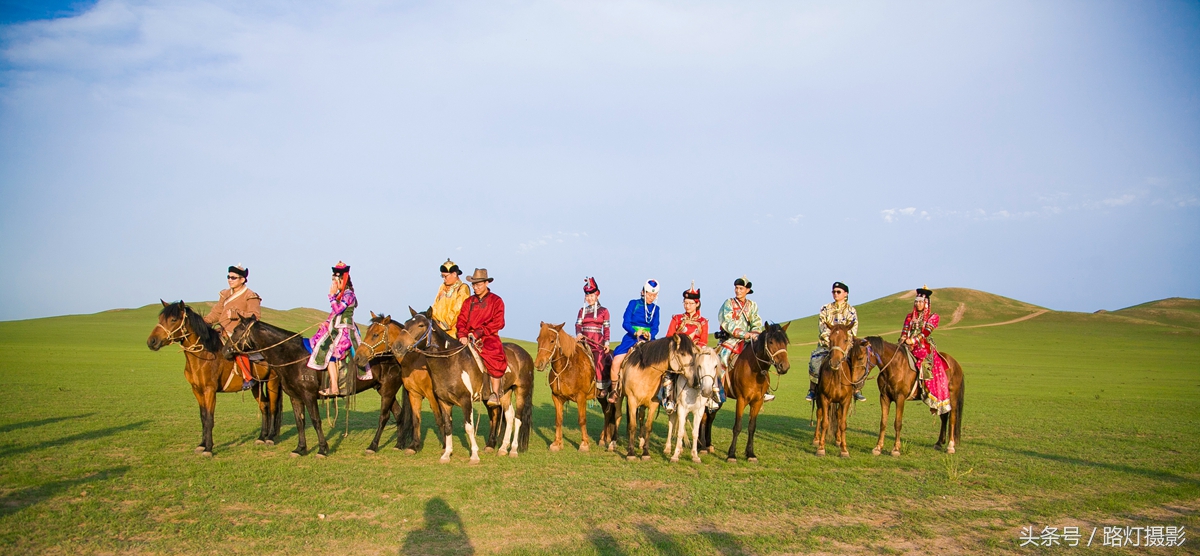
[614,298,660,355]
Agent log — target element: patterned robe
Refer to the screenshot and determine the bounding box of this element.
[614,298,660,356]
[810,301,859,382]
[667,312,709,347]
[432,281,471,332]
[900,309,949,414]
[307,290,362,371]
[576,304,612,381]
[717,298,763,367]
[456,292,507,378]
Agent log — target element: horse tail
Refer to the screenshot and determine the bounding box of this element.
[517,381,533,452]
[953,363,965,442]
[396,388,414,449]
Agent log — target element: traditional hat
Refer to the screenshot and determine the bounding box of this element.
[583,277,600,294]
[440,259,462,275]
[228,265,248,279]
[332,261,350,275]
[915,285,933,299]
[734,275,754,294]
[643,279,660,294]
[683,280,700,300]
[832,281,849,293]
[467,268,494,284]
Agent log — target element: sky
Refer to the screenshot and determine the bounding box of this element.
[1,0,1197,338]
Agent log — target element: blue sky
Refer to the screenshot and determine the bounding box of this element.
[1,0,1197,338]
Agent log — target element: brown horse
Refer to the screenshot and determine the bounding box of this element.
[533,323,620,452]
[354,312,447,454]
[865,336,966,455]
[619,334,696,461]
[724,322,791,463]
[147,301,282,456]
[812,323,870,457]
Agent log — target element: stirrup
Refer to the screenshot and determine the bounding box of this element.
[763,394,775,403]
[854,391,866,402]
[805,390,814,402]
[486,394,500,407]
[241,379,255,391]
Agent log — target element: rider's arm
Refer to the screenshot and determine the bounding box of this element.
[244,293,262,320]
[649,306,660,339]
[848,307,858,338]
[665,314,680,338]
[621,300,637,335]
[203,292,226,324]
[698,319,709,346]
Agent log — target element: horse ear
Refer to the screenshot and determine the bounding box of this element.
[161,299,169,307]
[781,321,790,332]
[370,311,377,319]
[556,322,566,330]
[409,306,418,317]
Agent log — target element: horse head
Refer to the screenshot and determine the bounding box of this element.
[534,322,567,371]
[759,322,791,374]
[221,314,258,361]
[148,300,221,353]
[848,337,872,383]
[827,322,855,370]
[667,334,697,376]
[356,312,397,367]
[694,347,720,398]
[392,311,432,356]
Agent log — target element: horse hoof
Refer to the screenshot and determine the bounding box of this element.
[365,449,376,455]
[549,443,562,452]
[608,441,617,452]
[872,448,882,456]
[404,449,417,455]
[579,444,589,452]
[498,449,509,457]
[200,451,213,458]
[640,455,651,461]
[626,455,638,461]
[469,457,480,465]
[315,453,326,459]
[194,446,205,454]
[839,451,849,458]
[483,446,494,453]
[816,449,826,457]
[726,457,737,463]
[891,450,901,457]
[265,440,275,446]
[254,439,265,446]
[508,451,519,458]
[670,457,679,463]
[707,447,716,454]
[692,456,702,463]
[290,451,301,458]
[947,446,956,454]
[439,456,451,464]
[748,457,758,463]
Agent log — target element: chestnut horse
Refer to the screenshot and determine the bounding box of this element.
[534,323,620,452]
[812,323,870,457]
[724,322,791,463]
[619,334,696,461]
[354,312,448,454]
[222,316,398,457]
[865,336,966,455]
[147,301,281,456]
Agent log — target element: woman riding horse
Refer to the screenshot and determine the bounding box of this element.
[900,286,950,415]
[608,279,661,403]
[575,277,612,395]
[308,262,361,397]
[662,283,709,412]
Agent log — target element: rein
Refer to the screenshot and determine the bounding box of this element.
[156,314,219,360]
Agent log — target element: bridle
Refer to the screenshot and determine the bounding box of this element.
[155,309,211,356]
[749,332,789,374]
[407,314,467,358]
[536,328,577,392]
[361,319,400,360]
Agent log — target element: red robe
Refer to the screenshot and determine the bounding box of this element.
[456,292,507,378]
[666,312,709,347]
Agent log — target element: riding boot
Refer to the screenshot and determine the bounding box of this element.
[853,388,866,402]
[486,377,501,407]
[805,382,815,402]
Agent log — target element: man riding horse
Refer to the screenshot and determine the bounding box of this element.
[456,268,508,407]
[432,258,471,332]
[574,277,612,397]
[662,282,709,412]
[204,264,261,390]
[900,285,950,415]
[717,276,770,402]
[807,281,863,402]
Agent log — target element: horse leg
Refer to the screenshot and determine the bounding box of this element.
[576,395,591,452]
[189,385,206,453]
[498,399,516,456]
[816,397,828,457]
[937,412,950,452]
[837,401,850,458]
[550,395,565,452]
[200,387,216,456]
[873,396,890,456]
[641,403,659,460]
[745,401,760,462]
[268,374,282,444]
[625,397,639,461]
[367,383,397,455]
[664,400,676,457]
[947,406,957,454]
[253,381,268,444]
[892,398,905,456]
[726,398,745,463]
[689,409,703,463]
[306,396,329,458]
[437,400,455,463]
[290,397,307,457]
[463,402,481,464]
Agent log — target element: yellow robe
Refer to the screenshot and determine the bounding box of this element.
[432,281,471,332]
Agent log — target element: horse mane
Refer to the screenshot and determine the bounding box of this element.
[627,334,694,369]
[761,322,790,344]
[160,302,222,352]
[865,335,888,354]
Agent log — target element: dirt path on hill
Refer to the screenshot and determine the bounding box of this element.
[793,308,1049,346]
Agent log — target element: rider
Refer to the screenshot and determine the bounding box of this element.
[662,283,709,412]
[717,276,770,402]
[807,281,860,402]
[308,262,361,397]
[899,285,949,415]
[607,280,661,403]
[575,277,612,397]
[432,258,471,332]
[456,268,508,407]
[204,264,261,389]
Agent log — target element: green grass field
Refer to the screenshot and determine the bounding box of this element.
[0,291,1197,555]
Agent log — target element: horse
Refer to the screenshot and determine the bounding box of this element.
[222,315,399,457]
[618,334,696,461]
[723,322,791,463]
[392,310,534,463]
[533,322,620,452]
[865,335,966,455]
[664,346,720,463]
[812,323,870,457]
[354,312,449,454]
[147,301,282,456]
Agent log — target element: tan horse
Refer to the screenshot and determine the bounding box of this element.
[147,301,281,456]
[865,336,966,455]
[620,334,696,461]
[665,346,720,463]
[813,323,869,457]
[354,313,446,455]
[724,322,791,463]
[533,323,620,452]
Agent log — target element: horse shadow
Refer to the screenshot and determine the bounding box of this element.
[0,421,150,459]
[0,466,130,518]
[399,497,474,555]
[584,523,751,556]
[0,413,94,434]
[975,441,1200,487]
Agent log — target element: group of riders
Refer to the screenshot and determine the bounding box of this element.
[201,260,952,416]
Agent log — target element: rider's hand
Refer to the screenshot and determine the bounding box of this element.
[459,337,469,345]
[575,334,584,342]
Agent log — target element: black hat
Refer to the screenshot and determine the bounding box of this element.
[228,265,248,278]
[332,262,350,275]
[440,259,462,275]
[916,285,933,299]
[734,276,753,294]
[832,281,849,293]
[683,281,700,300]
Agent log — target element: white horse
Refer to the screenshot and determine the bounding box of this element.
[665,346,720,463]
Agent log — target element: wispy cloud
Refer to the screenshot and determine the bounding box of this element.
[517,231,586,253]
[880,207,928,223]
[789,213,803,224]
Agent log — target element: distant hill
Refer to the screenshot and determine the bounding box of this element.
[1109,298,1200,330]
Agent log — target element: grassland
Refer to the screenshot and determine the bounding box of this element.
[0,292,1197,555]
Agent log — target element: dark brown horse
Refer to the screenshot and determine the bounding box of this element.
[618,334,696,461]
[222,316,397,457]
[354,312,448,454]
[865,336,966,455]
[812,323,869,457]
[392,311,534,462]
[533,322,620,452]
[147,301,281,456]
[724,322,791,463]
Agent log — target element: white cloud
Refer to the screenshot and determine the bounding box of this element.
[1101,194,1136,207]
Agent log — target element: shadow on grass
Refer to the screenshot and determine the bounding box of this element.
[400,497,474,555]
[587,526,628,556]
[0,421,150,458]
[977,441,1200,487]
[0,413,94,434]
[0,466,130,518]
